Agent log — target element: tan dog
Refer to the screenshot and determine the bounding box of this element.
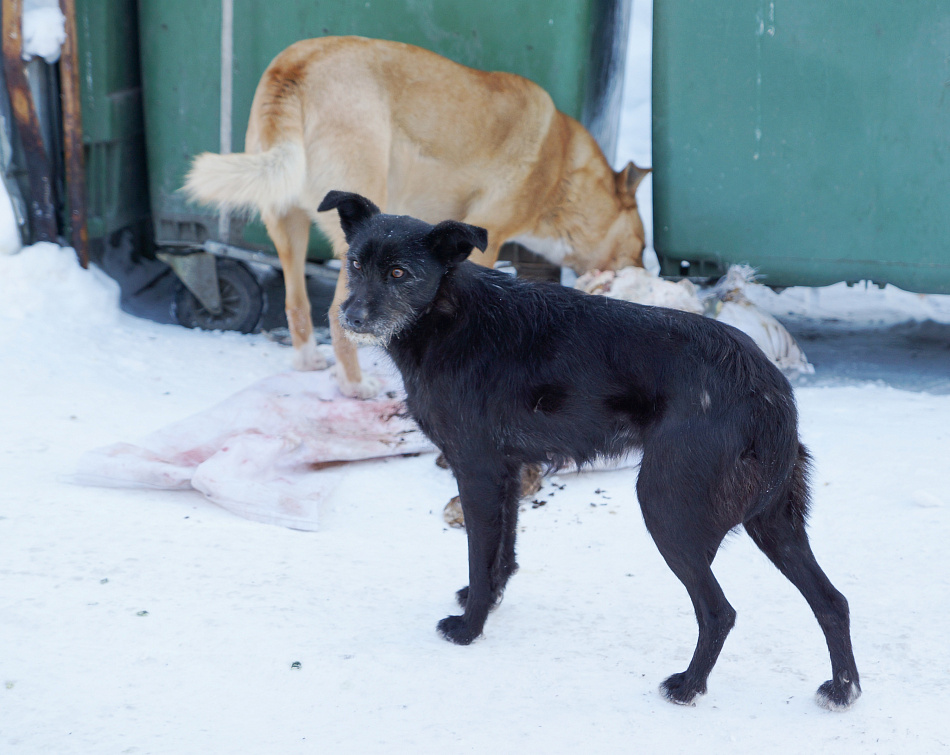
[185,36,650,398]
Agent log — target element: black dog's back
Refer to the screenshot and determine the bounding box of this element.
[397,264,797,510]
[318,190,860,711]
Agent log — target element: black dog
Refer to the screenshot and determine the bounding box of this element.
[317,190,860,710]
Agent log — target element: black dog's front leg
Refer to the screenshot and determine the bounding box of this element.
[438,461,520,645]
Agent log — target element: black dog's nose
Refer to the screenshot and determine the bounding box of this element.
[343,303,370,331]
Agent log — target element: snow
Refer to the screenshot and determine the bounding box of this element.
[5,246,950,754]
[2,5,950,752]
[21,1,67,65]
[0,177,22,255]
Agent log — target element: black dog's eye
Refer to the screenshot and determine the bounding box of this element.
[391,268,405,279]
[351,259,361,271]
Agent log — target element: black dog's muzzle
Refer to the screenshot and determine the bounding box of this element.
[341,300,372,333]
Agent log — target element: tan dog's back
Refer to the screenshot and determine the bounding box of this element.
[248,37,571,240]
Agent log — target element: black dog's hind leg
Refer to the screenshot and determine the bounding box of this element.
[744,455,860,710]
[637,446,737,705]
[439,459,521,644]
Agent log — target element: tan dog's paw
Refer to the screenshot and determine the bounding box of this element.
[443,496,464,528]
[333,365,382,399]
[520,463,544,498]
[442,465,544,530]
[292,340,329,371]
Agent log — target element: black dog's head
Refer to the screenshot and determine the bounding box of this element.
[318,191,488,345]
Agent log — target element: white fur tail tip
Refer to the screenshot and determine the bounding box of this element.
[183,142,306,217]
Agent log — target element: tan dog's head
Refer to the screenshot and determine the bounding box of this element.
[566,161,651,274]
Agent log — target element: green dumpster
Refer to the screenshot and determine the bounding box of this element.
[75,0,150,246]
[652,1,950,294]
[136,0,633,261]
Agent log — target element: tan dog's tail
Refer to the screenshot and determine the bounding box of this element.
[184,140,305,217]
[185,73,308,216]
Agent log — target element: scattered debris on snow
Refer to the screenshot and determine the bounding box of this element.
[576,264,814,374]
[710,265,815,373]
[577,266,704,314]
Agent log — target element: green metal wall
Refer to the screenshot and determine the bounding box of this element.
[75,0,150,241]
[653,1,950,293]
[137,0,630,259]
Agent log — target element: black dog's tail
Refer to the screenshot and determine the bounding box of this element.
[729,349,811,529]
[708,325,809,528]
[713,399,808,532]
[738,434,810,528]
[779,442,813,528]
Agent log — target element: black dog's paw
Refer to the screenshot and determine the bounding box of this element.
[815,678,861,711]
[437,615,480,645]
[659,673,706,706]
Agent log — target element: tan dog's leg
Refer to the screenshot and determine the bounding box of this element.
[329,262,382,398]
[313,196,386,399]
[443,463,545,528]
[264,208,327,371]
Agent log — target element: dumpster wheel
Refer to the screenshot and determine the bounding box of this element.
[174,258,263,334]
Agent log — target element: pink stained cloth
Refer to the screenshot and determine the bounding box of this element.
[74,366,434,530]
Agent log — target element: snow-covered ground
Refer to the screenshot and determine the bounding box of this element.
[3,4,950,752]
[4,250,950,754]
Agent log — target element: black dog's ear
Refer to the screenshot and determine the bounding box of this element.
[317,191,381,243]
[426,221,488,266]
